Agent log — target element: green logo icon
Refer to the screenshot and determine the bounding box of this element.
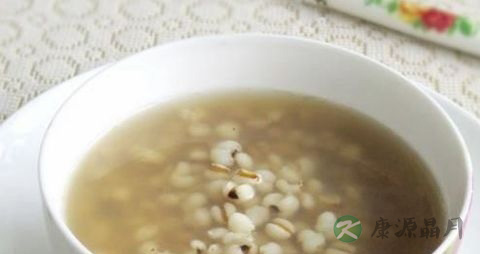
[334,215,362,243]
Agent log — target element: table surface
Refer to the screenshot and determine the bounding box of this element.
[1,0,479,122]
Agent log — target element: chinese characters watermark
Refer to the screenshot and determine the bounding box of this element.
[370,217,463,239]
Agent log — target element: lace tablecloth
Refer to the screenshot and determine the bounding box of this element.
[1,0,479,122]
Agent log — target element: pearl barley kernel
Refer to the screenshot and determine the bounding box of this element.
[208,227,229,239]
[223,181,238,199]
[259,242,282,254]
[278,165,301,183]
[207,244,222,254]
[262,193,283,207]
[170,162,195,188]
[211,148,235,167]
[235,184,255,202]
[225,245,245,254]
[246,205,270,226]
[235,152,253,169]
[207,179,228,200]
[190,240,206,253]
[228,212,255,234]
[222,232,254,245]
[258,169,276,183]
[192,207,212,228]
[297,230,326,254]
[262,193,283,213]
[233,169,262,184]
[210,141,242,166]
[268,154,283,169]
[211,204,237,224]
[300,192,315,209]
[265,218,295,240]
[316,211,337,232]
[224,202,237,216]
[278,195,300,217]
[216,140,242,151]
[256,170,276,193]
[275,179,301,194]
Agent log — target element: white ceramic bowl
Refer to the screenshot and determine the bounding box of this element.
[39,35,472,254]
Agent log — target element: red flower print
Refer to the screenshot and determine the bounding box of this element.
[421,9,456,32]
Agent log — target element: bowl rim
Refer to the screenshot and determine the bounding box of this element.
[38,34,473,254]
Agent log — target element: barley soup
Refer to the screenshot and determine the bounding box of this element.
[67,91,445,254]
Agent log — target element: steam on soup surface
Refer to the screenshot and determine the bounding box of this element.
[67,91,445,254]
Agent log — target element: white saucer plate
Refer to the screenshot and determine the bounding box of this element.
[0,65,478,254]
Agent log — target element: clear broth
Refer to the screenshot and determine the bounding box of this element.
[67,91,445,254]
